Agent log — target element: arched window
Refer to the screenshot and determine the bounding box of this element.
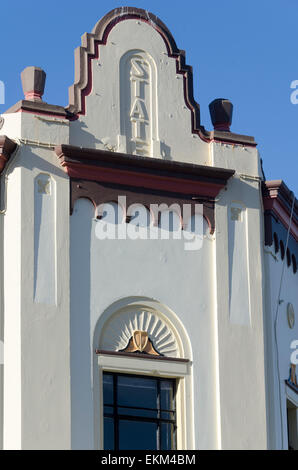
[93,299,193,450]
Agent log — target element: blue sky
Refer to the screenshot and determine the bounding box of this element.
[0,0,297,195]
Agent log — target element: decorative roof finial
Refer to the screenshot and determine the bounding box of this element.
[209,98,233,132]
[21,66,46,102]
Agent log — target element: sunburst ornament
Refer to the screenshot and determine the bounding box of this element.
[100,309,179,358]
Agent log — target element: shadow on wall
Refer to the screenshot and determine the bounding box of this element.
[70,198,94,449]
[160,141,172,160]
[69,119,105,149]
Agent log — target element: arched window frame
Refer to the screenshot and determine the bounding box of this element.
[92,298,194,450]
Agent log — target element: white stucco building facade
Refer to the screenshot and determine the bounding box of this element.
[0,7,297,450]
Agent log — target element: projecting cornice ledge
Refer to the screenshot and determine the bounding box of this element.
[208,130,257,146]
[0,136,18,173]
[55,144,235,197]
[55,144,235,234]
[4,100,70,118]
[263,180,298,243]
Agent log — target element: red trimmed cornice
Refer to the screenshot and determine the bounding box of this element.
[263,180,298,242]
[55,144,234,199]
[56,144,234,234]
[0,136,17,173]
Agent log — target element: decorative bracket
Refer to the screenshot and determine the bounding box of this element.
[120,330,161,356]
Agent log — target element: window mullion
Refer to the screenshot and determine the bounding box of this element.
[157,378,161,450]
[114,374,119,451]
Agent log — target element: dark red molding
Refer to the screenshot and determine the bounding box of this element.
[71,178,218,233]
[56,144,234,197]
[95,349,190,363]
[263,180,298,243]
[55,144,234,234]
[66,7,256,146]
[0,136,17,173]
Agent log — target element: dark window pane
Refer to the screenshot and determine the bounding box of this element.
[104,417,114,450]
[160,380,175,411]
[103,374,113,405]
[119,419,158,450]
[104,405,113,415]
[103,373,177,450]
[161,423,176,450]
[117,375,157,410]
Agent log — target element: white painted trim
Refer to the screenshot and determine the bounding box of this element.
[98,353,190,376]
[92,297,194,450]
[96,352,193,450]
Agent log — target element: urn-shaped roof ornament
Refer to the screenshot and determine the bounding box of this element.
[209,98,233,132]
[21,66,46,102]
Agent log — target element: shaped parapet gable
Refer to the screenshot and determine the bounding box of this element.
[67,7,210,164]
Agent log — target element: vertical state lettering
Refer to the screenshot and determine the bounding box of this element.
[129,57,150,156]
